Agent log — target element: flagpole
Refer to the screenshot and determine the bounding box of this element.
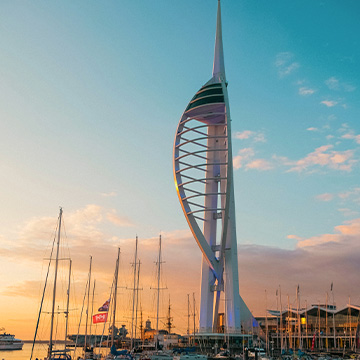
[305,300,308,349]
[276,289,279,350]
[326,292,328,352]
[279,286,283,352]
[332,282,336,349]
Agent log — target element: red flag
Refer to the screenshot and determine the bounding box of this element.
[93,313,108,324]
[311,332,316,351]
[98,299,110,312]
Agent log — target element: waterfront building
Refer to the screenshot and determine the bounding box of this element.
[255,304,360,353]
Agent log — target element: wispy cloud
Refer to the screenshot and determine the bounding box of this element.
[338,187,360,203]
[316,193,334,202]
[341,132,360,144]
[275,52,300,77]
[325,77,356,92]
[312,187,360,220]
[100,191,117,197]
[106,209,134,227]
[233,148,272,171]
[325,77,339,90]
[234,130,266,143]
[307,127,318,132]
[297,218,360,248]
[338,208,359,217]
[287,145,356,173]
[287,234,303,241]
[320,100,338,107]
[299,87,316,96]
[246,159,273,171]
[233,148,255,170]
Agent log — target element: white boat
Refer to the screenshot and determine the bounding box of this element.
[174,354,207,360]
[0,331,24,350]
[148,350,174,360]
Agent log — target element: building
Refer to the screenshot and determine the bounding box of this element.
[259,304,360,352]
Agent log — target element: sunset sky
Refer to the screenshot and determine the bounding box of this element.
[0,0,360,341]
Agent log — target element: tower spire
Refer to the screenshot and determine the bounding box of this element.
[212,0,226,82]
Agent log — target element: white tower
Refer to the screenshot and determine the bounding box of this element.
[173,1,242,334]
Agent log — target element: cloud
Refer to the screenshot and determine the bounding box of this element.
[343,84,356,92]
[338,208,359,218]
[233,148,273,171]
[341,132,360,144]
[316,193,333,202]
[325,77,339,90]
[320,100,338,107]
[234,130,266,143]
[313,187,360,212]
[233,148,255,170]
[287,145,356,173]
[287,234,303,241]
[238,218,360,315]
[325,77,356,92]
[297,218,360,248]
[338,187,360,204]
[299,87,315,96]
[307,127,318,132]
[3,211,360,334]
[246,159,273,171]
[100,191,117,197]
[234,130,253,140]
[106,210,134,227]
[275,52,300,77]
[0,205,135,269]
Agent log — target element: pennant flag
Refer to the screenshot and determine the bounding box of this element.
[311,331,317,351]
[93,313,108,324]
[98,299,110,312]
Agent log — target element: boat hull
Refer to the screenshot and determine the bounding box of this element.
[0,342,24,350]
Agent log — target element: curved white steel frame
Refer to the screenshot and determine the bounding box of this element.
[173,1,241,334]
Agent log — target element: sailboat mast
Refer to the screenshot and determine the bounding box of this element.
[84,256,92,350]
[112,248,120,347]
[140,306,143,343]
[167,296,172,334]
[326,292,328,352]
[155,235,162,350]
[193,293,196,346]
[279,286,283,352]
[131,236,138,350]
[64,259,72,351]
[265,290,268,354]
[296,286,301,349]
[134,259,141,347]
[187,294,190,345]
[90,279,96,348]
[49,207,63,357]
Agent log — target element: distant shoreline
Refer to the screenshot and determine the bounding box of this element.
[23,340,66,344]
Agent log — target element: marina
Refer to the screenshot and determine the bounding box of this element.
[0,1,359,360]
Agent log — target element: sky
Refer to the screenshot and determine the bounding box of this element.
[0,0,359,342]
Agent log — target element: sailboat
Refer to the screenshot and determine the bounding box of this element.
[103,248,132,360]
[148,235,173,360]
[31,208,73,360]
[76,257,101,360]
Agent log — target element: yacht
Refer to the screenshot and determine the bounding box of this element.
[0,331,24,350]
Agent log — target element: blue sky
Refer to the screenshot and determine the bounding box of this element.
[0,0,359,339]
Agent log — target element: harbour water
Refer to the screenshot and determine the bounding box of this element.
[0,342,109,360]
